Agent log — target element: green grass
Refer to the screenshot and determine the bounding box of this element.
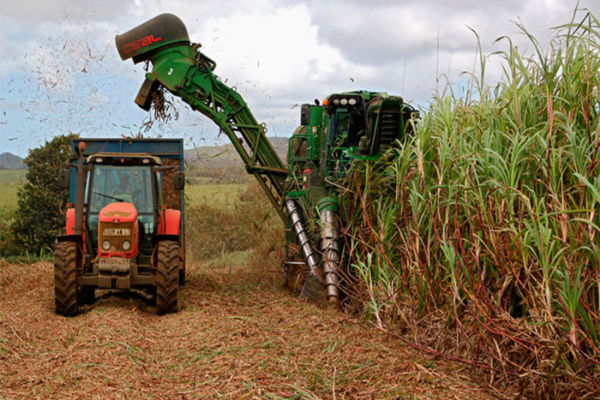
[184,183,280,263]
[185,183,247,210]
[0,169,27,184]
[0,170,26,214]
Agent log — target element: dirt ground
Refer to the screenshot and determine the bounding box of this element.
[0,259,496,399]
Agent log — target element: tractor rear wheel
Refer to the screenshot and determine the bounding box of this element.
[156,241,179,315]
[54,241,79,317]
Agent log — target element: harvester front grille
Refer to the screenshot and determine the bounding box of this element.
[379,113,401,145]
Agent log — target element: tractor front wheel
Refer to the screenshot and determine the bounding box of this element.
[54,241,80,317]
[156,241,179,315]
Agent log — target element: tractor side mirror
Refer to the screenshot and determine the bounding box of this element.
[173,171,185,190]
[300,104,311,126]
[58,168,71,189]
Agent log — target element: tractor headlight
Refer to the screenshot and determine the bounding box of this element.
[121,240,131,251]
[101,240,111,251]
[349,98,357,106]
[340,98,348,106]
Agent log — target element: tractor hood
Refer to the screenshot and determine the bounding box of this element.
[98,202,139,258]
[99,202,138,224]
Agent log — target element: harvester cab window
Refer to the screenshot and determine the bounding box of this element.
[332,108,363,149]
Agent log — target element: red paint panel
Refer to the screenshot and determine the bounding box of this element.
[66,208,75,235]
[158,209,181,236]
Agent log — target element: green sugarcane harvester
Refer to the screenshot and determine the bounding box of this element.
[116,14,418,306]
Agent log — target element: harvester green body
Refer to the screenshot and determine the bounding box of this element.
[116,14,417,305]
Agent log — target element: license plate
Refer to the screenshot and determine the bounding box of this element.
[103,228,131,236]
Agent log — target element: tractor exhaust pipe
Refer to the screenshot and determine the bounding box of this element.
[74,142,86,236]
[285,199,327,305]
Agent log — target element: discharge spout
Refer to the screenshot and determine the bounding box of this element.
[115,13,190,64]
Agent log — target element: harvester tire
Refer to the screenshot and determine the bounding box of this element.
[156,241,179,315]
[54,241,79,317]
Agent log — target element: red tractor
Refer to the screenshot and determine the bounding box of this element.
[55,138,185,316]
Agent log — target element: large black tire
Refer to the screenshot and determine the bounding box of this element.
[156,241,179,315]
[54,242,79,317]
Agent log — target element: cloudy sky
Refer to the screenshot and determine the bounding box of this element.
[1,0,599,157]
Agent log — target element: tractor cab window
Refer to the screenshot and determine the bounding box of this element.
[89,165,154,214]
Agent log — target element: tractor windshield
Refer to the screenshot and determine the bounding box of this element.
[89,165,154,213]
[86,164,157,254]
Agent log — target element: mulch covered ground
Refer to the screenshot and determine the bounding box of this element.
[0,259,496,399]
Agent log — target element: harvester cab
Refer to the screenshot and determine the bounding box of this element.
[290,92,417,180]
[54,139,185,317]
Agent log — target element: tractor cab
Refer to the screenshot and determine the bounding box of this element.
[85,153,162,256]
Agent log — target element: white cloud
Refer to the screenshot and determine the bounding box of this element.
[193,6,345,88]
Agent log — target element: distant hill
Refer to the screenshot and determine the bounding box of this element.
[185,136,288,169]
[0,152,26,170]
